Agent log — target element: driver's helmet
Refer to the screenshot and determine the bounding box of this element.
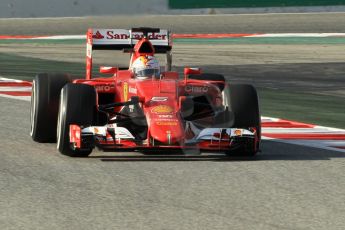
[131,55,160,80]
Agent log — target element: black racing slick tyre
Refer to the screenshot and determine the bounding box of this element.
[57,83,96,157]
[223,83,261,156]
[30,73,75,142]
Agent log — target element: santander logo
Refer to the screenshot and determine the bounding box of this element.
[106,31,166,40]
[92,30,168,41]
[93,31,105,39]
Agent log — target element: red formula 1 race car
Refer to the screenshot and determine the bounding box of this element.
[30,27,261,157]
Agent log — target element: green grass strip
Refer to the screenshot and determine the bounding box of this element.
[259,87,345,129]
[0,52,85,81]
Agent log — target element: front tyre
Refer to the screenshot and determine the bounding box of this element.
[57,83,96,157]
[223,84,261,156]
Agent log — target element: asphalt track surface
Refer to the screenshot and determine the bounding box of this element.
[1,14,345,229]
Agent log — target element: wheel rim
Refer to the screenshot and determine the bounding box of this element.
[29,80,36,136]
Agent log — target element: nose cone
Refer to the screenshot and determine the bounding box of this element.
[149,118,185,145]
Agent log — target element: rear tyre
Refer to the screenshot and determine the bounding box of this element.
[30,73,74,142]
[57,83,96,157]
[223,84,261,156]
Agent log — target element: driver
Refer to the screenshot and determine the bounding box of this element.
[131,55,160,80]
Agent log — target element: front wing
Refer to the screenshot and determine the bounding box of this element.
[69,124,258,152]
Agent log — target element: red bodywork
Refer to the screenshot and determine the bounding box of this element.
[68,28,259,152]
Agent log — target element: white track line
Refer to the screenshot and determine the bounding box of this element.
[0,77,28,82]
[262,127,345,134]
[0,94,31,101]
[247,33,345,37]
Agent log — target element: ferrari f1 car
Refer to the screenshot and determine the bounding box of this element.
[30,27,261,157]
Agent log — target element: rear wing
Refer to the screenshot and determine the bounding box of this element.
[86,28,172,79]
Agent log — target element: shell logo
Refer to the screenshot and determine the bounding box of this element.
[151,105,173,114]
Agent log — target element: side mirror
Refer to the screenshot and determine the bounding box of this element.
[100,66,118,74]
[184,67,201,76]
